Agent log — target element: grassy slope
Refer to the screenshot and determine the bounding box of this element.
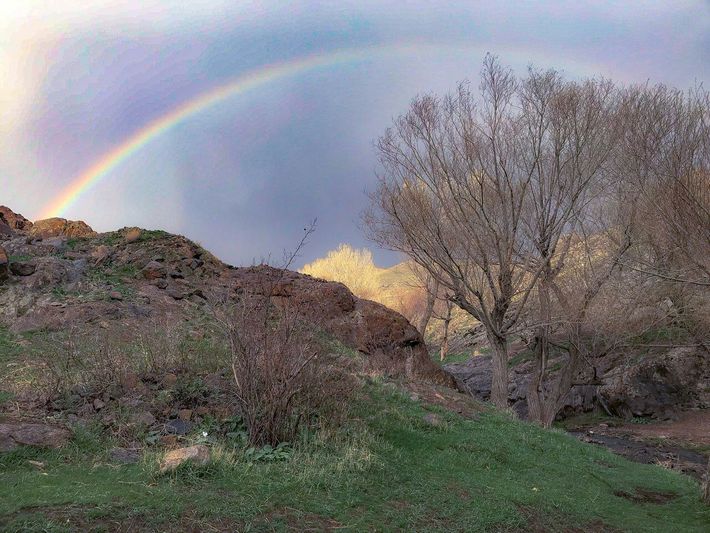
[1,383,708,532]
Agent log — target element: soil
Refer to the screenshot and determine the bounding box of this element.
[567,409,710,480]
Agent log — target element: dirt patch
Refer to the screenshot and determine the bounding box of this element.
[256,507,343,531]
[515,506,622,532]
[402,381,487,419]
[613,488,678,504]
[567,409,710,480]
[617,410,710,447]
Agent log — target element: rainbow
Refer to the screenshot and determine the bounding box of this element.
[39,43,606,219]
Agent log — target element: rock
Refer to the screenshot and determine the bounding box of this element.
[132,411,156,426]
[178,409,193,422]
[0,422,71,451]
[166,288,184,300]
[90,245,112,265]
[160,435,178,446]
[0,206,33,233]
[0,246,8,282]
[195,406,210,417]
[9,261,36,276]
[109,291,123,301]
[165,419,192,436]
[152,278,168,289]
[110,447,141,464]
[93,398,106,410]
[123,228,142,244]
[142,260,167,280]
[30,218,96,239]
[161,373,178,388]
[422,413,443,427]
[159,445,210,473]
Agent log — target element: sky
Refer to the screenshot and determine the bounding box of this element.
[1,1,709,267]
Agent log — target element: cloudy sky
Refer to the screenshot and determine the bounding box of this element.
[2,1,708,267]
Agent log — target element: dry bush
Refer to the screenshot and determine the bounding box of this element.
[215,293,354,447]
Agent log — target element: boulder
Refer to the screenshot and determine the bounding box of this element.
[142,260,167,280]
[30,218,96,240]
[0,422,71,451]
[0,206,33,233]
[159,445,210,473]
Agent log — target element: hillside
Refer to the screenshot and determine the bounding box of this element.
[1,207,709,531]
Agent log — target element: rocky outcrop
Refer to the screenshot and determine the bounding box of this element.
[0,208,451,387]
[232,265,451,385]
[0,206,33,234]
[29,217,96,240]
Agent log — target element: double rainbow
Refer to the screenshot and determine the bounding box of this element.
[39,43,602,219]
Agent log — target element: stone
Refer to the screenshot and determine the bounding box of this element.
[110,447,141,464]
[159,434,178,446]
[142,260,167,280]
[123,228,142,244]
[159,445,210,473]
[0,422,71,451]
[152,278,168,289]
[161,373,178,388]
[132,411,156,426]
[93,398,106,410]
[166,288,184,300]
[9,261,36,276]
[178,409,193,422]
[90,245,112,265]
[109,291,123,301]
[165,419,192,436]
[195,406,210,417]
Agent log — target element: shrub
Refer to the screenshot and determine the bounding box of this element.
[215,292,353,447]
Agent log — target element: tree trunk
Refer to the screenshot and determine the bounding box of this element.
[418,277,438,337]
[488,333,509,409]
[439,301,453,361]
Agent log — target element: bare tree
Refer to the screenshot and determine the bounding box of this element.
[365,57,544,408]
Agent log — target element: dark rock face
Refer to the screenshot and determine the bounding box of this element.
[445,346,709,420]
[600,347,710,418]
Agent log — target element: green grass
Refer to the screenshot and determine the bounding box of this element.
[435,351,472,365]
[1,382,708,532]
